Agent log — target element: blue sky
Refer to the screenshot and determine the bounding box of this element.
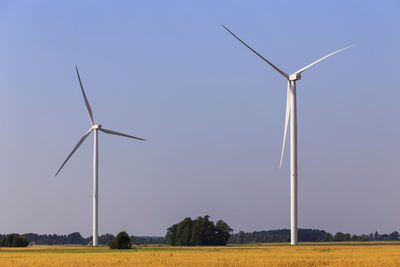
[0,0,399,236]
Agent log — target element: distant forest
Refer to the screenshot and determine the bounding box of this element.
[0,229,398,245]
[228,229,400,244]
[1,233,167,245]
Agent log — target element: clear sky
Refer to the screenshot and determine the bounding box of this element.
[0,0,399,237]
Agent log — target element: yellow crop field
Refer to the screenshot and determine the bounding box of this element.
[0,242,400,266]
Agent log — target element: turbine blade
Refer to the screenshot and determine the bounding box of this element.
[294,45,354,75]
[222,25,289,79]
[279,81,291,169]
[55,128,93,176]
[99,128,146,141]
[75,66,95,125]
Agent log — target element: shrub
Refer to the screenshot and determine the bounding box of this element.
[109,231,131,249]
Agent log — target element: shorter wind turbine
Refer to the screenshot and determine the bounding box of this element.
[223,25,352,245]
[55,66,146,246]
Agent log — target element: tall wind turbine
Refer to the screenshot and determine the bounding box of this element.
[55,66,146,246]
[223,25,352,245]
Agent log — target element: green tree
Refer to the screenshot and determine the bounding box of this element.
[374,231,379,240]
[0,234,29,247]
[215,220,233,245]
[190,215,216,245]
[67,232,84,244]
[344,233,351,241]
[333,232,345,241]
[175,217,193,245]
[99,234,115,245]
[236,231,245,244]
[190,216,204,245]
[322,233,333,242]
[389,231,399,240]
[109,231,131,249]
[166,224,178,245]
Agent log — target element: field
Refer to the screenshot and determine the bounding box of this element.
[1,242,400,266]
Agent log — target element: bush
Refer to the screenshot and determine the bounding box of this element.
[109,231,131,249]
[0,234,29,247]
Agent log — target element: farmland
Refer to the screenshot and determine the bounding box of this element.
[1,242,400,266]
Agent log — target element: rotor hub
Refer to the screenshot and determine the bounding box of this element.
[92,124,102,130]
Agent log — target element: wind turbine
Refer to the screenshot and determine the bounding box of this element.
[55,66,146,246]
[223,25,352,245]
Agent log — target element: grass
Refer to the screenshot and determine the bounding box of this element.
[1,242,400,266]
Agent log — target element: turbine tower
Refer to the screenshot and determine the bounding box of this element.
[55,66,146,246]
[223,25,352,245]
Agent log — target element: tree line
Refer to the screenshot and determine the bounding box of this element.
[19,232,166,245]
[229,229,400,244]
[1,228,398,246]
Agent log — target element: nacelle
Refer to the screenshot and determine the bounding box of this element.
[289,73,301,81]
